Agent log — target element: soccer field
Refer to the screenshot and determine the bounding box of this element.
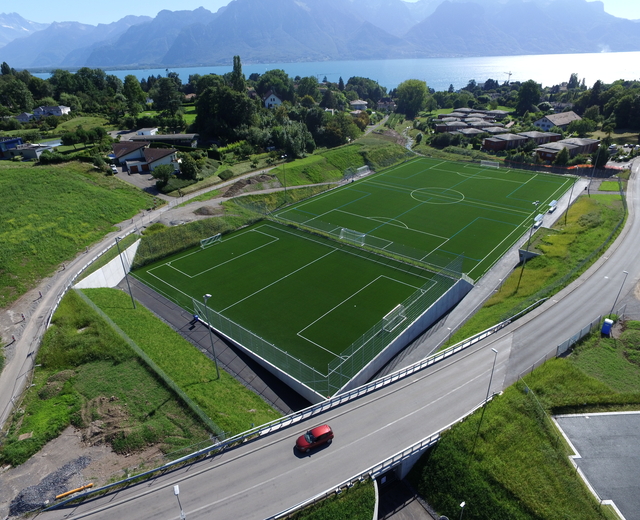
[133,222,453,377]
[275,157,573,280]
[133,157,573,396]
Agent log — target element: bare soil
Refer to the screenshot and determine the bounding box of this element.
[0,425,163,518]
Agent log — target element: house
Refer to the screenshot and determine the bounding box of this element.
[4,143,52,160]
[112,141,149,165]
[482,133,528,152]
[129,134,199,148]
[517,131,562,145]
[0,137,24,158]
[534,137,600,162]
[481,126,506,134]
[350,100,368,111]
[485,110,510,120]
[15,112,34,123]
[263,90,283,109]
[377,97,396,111]
[533,111,581,131]
[455,128,485,137]
[33,105,71,118]
[435,121,468,133]
[136,127,158,136]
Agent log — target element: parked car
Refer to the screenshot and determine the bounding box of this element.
[110,165,118,173]
[295,424,334,453]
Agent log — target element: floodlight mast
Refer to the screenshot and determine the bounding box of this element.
[203,294,220,379]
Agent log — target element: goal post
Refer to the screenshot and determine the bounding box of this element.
[200,233,222,249]
[382,304,406,332]
[339,228,366,246]
[356,165,371,176]
[480,160,500,169]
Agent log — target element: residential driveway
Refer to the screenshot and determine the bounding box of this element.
[554,412,640,519]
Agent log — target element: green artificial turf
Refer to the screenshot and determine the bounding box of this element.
[275,157,573,280]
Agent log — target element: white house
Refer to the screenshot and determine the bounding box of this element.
[263,90,283,109]
[350,99,368,111]
[533,111,581,131]
[136,127,158,136]
[33,105,71,118]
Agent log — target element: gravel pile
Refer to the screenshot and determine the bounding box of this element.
[9,456,91,517]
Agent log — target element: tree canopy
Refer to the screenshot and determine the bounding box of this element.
[396,79,429,119]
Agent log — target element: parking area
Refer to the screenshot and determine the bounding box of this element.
[554,412,640,519]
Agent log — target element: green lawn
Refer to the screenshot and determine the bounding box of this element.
[0,161,154,308]
[56,116,111,133]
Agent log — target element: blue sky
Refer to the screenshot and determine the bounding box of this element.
[11,0,640,26]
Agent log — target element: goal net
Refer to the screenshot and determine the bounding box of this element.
[480,160,500,169]
[356,165,371,176]
[339,228,366,246]
[382,304,406,332]
[200,233,222,249]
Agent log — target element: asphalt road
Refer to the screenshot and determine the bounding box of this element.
[34,160,640,519]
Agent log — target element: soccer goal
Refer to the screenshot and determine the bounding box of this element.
[200,233,222,249]
[339,228,366,246]
[382,304,406,332]
[356,165,371,176]
[480,160,500,169]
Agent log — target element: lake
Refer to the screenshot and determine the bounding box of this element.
[34,51,640,92]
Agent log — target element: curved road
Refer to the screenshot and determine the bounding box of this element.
[34,163,639,519]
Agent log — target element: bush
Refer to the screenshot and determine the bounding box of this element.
[218,169,234,181]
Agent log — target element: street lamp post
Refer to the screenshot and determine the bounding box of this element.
[173,485,186,520]
[203,294,220,379]
[515,203,542,294]
[115,237,136,309]
[609,270,629,318]
[459,501,466,520]
[281,154,288,203]
[588,144,601,198]
[468,348,498,468]
[564,178,576,226]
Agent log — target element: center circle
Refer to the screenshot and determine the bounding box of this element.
[410,187,465,204]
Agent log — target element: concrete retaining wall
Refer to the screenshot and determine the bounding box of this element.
[75,240,140,289]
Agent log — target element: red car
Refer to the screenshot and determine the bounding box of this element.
[295,424,334,453]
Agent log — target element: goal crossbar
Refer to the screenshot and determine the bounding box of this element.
[200,233,222,249]
[382,304,406,332]
[480,160,500,169]
[339,228,366,246]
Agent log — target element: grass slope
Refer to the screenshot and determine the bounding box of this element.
[84,288,280,434]
[0,290,210,466]
[0,161,153,307]
[408,353,628,520]
[450,194,625,344]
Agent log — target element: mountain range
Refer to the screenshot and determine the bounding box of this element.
[0,0,639,70]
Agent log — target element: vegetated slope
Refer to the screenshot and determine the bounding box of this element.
[0,290,211,467]
[0,161,153,308]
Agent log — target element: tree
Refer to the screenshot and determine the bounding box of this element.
[338,77,345,91]
[230,55,246,93]
[320,89,337,109]
[1,62,11,75]
[61,131,80,149]
[123,75,146,114]
[151,77,182,115]
[553,146,570,166]
[256,69,295,102]
[396,79,429,119]
[180,153,199,180]
[195,84,256,140]
[516,80,541,116]
[568,73,580,90]
[567,118,596,137]
[297,76,320,101]
[151,164,174,187]
[592,147,609,168]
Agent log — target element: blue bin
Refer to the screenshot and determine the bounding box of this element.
[601,319,614,336]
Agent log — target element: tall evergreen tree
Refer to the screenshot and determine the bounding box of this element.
[231,55,246,93]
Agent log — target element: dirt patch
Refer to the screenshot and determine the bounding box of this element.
[223,174,276,198]
[194,206,224,216]
[0,425,165,519]
[78,396,130,446]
